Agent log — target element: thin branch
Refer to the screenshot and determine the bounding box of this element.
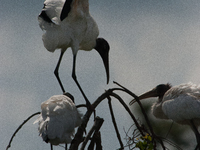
[6,112,41,150]
[69,89,113,150]
[113,81,166,149]
[76,104,87,108]
[80,117,104,150]
[107,96,124,149]
[94,131,103,150]
[109,92,145,136]
[113,81,154,134]
[88,136,95,150]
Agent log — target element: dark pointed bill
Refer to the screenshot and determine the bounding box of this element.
[129,89,157,105]
[60,0,73,21]
[101,51,109,84]
[95,38,110,84]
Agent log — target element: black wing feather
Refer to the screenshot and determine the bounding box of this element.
[60,0,73,21]
[39,11,53,23]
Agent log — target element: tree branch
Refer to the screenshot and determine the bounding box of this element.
[113,81,166,149]
[80,117,104,150]
[6,112,41,150]
[109,92,145,136]
[107,96,124,149]
[69,89,113,150]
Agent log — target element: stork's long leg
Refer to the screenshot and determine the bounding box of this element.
[50,144,53,150]
[72,54,91,108]
[54,51,65,93]
[65,144,67,150]
[190,120,200,150]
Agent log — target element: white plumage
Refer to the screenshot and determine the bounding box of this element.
[34,94,82,145]
[157,83,200,124]
[129,82,200,147]
[130,82,200,123]
[38,0,110,103]
[39,0,99,53]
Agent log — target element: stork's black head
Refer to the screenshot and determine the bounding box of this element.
[95,38,110,52]
[63,92,74,102]
[129,83,172,105]
[94,38,110,84]
[154,84,171,98]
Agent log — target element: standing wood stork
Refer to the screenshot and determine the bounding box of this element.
[34,92,82,150]
[38,0,110,107]
[129,82,200,149]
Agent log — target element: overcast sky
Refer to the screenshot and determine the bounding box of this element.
[2,0,200,149]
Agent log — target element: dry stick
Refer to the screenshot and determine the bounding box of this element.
[87,131,103,150]
[107,96,124,149]
[69,89,113,150]
[109,92,145,136]
[69,87,147,150]
[123,125,136,148]
[113,81,154,133]
[6,112,41,150]
[88,137,95,150]
[93,131,102,150]
[76,104,87,108]
[87,129,103,150]
[80,117,104,150]
[113,81,166,149]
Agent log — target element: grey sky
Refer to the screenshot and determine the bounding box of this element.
[2,0,200,149]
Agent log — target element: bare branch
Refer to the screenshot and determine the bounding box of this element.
[113,81,154,134]
[80,117,104,150]
[113,81,166,149]
[6,112,41,150]
[107,96,124,149]
[69,89,113,150]
[109,92,145,136]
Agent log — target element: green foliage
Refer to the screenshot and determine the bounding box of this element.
[135,134,154,150]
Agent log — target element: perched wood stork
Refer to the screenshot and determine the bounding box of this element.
[129,82,200,148]
[34,92,82,150]
[38,0,110,107]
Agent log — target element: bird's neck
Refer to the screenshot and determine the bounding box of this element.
[72,0,89,15]
[158,96,164,102]
[152,101,169,119]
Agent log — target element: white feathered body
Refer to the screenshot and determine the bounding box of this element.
[34,95,82,145]
[152,82,200,125]
[38,0,99,54]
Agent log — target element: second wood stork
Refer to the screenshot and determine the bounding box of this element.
[34,92,82,150]
[129,82,200,149]
[38,0,110,107]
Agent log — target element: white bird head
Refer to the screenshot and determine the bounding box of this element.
[94,38,110,84]
[129,83,171,105]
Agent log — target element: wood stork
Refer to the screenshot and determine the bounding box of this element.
[38,0,110,107]
[129,82,200,149]
[34,92,82,150]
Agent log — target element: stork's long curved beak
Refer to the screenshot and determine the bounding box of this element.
[95,38,110,84]
[98,49,109,84]
[129,88,157,105]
